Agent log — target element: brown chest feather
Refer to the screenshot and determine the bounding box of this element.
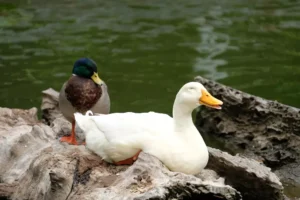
[65,76,102,112]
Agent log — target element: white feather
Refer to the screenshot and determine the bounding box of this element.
[74,82,223,175]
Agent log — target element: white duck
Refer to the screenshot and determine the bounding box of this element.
[74,82,223,175]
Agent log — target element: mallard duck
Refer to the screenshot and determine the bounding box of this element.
[58,58,110,145]
[74,82,222,175]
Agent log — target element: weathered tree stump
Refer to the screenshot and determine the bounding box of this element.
[0,87,286,200]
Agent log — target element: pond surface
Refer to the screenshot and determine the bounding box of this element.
[1,0,300,198]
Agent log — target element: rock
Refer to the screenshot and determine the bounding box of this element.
[0,107,54,184]
[207,147,283,200]
[195,76,300,198]
[0,183,17,199]
[0,87,286,200]
[41,88,61,125]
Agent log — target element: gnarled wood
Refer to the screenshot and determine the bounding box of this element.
[0,87,286,200]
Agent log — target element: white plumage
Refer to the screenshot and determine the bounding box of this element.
[75,82,223,175]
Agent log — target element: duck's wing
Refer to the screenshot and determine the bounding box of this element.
[75,111,173,162]
[59,81,76,123]
[90,112,173,142]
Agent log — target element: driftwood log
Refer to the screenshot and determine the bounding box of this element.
[195,76,300,199]
[0,87,285,200]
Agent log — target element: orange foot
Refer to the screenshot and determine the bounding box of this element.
[60,135,78,145]
[60,135,86,145]
[114,150,142,165]
[60,119,81,145]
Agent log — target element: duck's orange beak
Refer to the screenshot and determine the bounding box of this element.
[199,89,223,109]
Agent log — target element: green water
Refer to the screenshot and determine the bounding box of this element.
[1,0,300,198]
[1,0,300,113]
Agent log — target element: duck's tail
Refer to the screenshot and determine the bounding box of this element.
[74,110,97,132]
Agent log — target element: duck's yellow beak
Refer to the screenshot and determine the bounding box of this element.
[199,89,223,109]
[91,72,104,85]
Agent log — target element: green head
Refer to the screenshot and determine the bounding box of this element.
[72,58,103,85]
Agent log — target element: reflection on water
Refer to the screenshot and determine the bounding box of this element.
[192,6,230,80]
[1,0,300,198]
[1,0,300,112]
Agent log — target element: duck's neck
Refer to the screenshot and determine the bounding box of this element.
[172,99,196,132]
[172,98,208,154]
